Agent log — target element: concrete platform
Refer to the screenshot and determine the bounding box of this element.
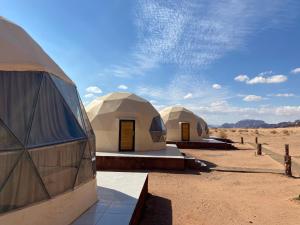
[167,138,236,150]
[71,171,148,225]
[96,145,185,171]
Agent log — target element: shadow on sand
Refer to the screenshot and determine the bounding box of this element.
[139,194,172,225]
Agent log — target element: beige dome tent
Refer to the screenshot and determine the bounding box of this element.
[0,16,73,84]
[160,106,209,142]
[86,92,166,152]
[0,17,96,225]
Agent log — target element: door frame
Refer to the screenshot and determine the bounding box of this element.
[181,122,190,141]
[118,119,135,152]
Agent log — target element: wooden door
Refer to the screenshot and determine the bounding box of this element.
[119,120,135,151]
[181,123,190,141]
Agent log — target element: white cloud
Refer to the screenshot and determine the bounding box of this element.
[246,75,287,84]
[258,70,273,76]
[275,106,300,116]
[149,100,157,104]
[212,84,222,89]
[274,93,295,97]
[291,67,300,74]
[118,84,128,90]
[97,0,296,78]
[183,93,193,99]
[243,95,263,102]
[86,86,102,94]
[234,74,249,82]
[153,104,166,111]
[84,93,95,98]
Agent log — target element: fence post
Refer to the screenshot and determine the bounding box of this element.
[257,143,262,155]
[285,144,289,156]
[255,137,258,144]
[241,137,244,144]
[284,144,292,176]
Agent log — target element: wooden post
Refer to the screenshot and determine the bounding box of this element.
[255,137,258,144]
[241,137,244,144]
[284,144,292,176]
[257,144,262,155]
[285,144,289,156]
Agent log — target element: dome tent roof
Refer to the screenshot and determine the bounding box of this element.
[86,92,166,152]
[160,106,209,141]
[0,18,95,214]
[0,16,73,84]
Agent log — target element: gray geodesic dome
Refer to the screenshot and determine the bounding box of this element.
[86,92,166,152]
[160,106,209,141]
[0,17,96,214]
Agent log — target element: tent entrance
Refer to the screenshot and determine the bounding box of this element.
[119,120,135,151]
[181,122,190,141]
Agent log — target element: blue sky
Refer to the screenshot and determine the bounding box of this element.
[1,0,300,124]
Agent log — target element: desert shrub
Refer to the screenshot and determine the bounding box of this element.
[231,129,236,132]
[270,130,277,134]
[282,130,290,135]
[255,129,259,135]
[218,130,227,139]
[239,129,248,133]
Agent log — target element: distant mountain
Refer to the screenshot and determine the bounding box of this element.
[220,119,300,128]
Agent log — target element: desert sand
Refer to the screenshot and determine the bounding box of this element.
[211,127,300,167]
[139,130,300,225]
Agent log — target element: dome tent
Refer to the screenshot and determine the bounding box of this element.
[86,92,166,152]
[160,106,209,142]
[0,17,96,216]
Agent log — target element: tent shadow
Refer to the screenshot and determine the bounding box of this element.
[139,194,172,225]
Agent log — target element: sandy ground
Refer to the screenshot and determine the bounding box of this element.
[139,144,300,225]
[210,127,300,159]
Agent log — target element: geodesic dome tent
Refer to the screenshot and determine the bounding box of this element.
[160,106,209,142]
[86,92,166,152]
[0,17,96,214]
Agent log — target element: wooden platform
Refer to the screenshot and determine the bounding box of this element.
[96,145,185,171]
[167,139,236,150]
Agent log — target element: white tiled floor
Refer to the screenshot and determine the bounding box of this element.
[96,144,184,158]
[71,172,148,225]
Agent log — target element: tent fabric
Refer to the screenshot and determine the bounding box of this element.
[0,151,49,213]
[0,120,23,151]
[0,17,95,214]
[86,92,166,152]
[0,71,43,145]
[29,140,85,197]
[28,75,86,148]
[160,106,209,141]
[0,72,95,214]
[0,17,73,84]
[51,75,85,130]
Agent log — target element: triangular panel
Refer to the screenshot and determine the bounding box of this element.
[0,120,23,151]
[29,141,85,197]
[50,75,85,131]
[27,76,86,148]
[79,99,94,137]
[0,151,22,190]
[74,143,94,187]
[0,71,43,145]
[0,151,49,213]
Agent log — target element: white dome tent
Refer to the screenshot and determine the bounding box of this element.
[86,92,167,152]
[0,17,97,225]
[160,106,209,142]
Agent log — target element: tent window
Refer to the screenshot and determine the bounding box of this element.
[149,116,166,142]
[0,72,95,214]
[197,122,203,136]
